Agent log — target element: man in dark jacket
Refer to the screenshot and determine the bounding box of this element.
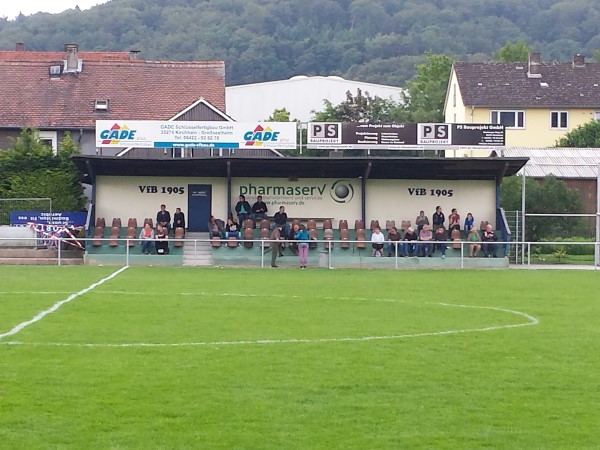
[273,206,290,236]
[156,204,171,234]
[482,223,498,257]
[252,195,268,222]
[402,227,418,257]
[173,208,185,233]
[235,195,252,224]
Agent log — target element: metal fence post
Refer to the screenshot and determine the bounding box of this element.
[126,240,130,266]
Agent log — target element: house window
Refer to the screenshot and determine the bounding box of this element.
[594,111,600,121]
[38,131,58,154]
[94,99,109,112]
[490,110,525,128]
[550,111,568,129]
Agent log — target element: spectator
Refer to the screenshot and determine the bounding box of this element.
[156,204,171,234]
[432,206,445,230]
[371,225,385,257]
[464,212,475,233]
[448,208,461,234]
[419,224,433,257]
[155,224,169,255]
[482,223,498,257]
[295,223,310,269]
[433,225,447,259]
[402,226,418,257]
[273,206,290,236]
[287,222,299,256]
[139,222,154,255]
[415,210,429,234]
[235,195,251,224]
[208,215,224,239]
[225,217,241,239]
[467,228,481,257]
[270,225,283,267]
[173,207,186,233]
[387,226,401,257]
[252,195,268,222]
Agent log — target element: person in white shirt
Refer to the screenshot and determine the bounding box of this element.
[371,225,385,256]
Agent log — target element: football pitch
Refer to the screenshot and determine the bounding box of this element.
[0,266,599,449]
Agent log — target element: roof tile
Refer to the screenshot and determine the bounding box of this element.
[454,60,600,108]
[0,50,225,128]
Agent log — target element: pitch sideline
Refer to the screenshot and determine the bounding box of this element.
[0,266,129,341]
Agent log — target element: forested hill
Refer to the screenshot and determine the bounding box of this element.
[1,0,599,86]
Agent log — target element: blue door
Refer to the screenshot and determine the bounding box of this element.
[187,184,212,232]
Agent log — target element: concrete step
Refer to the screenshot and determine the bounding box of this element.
[0,248,83,258]
[0,257,83,265]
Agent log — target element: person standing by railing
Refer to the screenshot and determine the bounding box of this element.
[295,224,310,269]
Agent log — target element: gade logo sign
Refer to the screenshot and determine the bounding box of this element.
[100,123,137,145]
[330,180,355,204]
[244,124,280,147]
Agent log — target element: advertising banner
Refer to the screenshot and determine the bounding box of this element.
[307,123,504,149]
[232,178,361,222]
[10,211,88,227]
[96,121,298,149]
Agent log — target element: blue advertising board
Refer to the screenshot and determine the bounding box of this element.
[10,211,87,227]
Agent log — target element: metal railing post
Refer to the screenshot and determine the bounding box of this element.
[527,242,531,267]
[261,240,265,268]
[126,240,130,266]
[460,241,464,269]
[57,238,61,266]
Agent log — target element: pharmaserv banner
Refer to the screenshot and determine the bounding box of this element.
[307,123,504,149]
[96,121,298,149]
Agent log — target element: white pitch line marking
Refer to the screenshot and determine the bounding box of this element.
[0,266,129,340]
[0,301,539,348]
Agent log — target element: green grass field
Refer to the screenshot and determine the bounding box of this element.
[1,266,599,449]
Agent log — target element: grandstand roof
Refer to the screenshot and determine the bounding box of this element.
[73,155,528,184]
[503,148,600,179]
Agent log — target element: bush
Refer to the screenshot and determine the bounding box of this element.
[536,237,596,255]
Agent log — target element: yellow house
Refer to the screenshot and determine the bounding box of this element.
[444,52,600,154]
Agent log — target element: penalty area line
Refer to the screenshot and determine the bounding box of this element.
[0,266,129,341]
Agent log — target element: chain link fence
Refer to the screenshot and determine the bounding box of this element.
[0,198,52,225]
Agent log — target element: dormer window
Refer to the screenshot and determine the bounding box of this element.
[94,99,109,112]
[49,65,61,78]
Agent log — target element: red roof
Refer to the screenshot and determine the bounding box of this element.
[0,50,226,129]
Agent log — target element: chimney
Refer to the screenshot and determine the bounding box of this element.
[573,53,585,68]
[129,50,141,61]
[527,51,542,78]
[15,42,25,52]
[64,43,80,73]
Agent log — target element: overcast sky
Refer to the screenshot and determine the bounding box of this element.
[0,0,111,20]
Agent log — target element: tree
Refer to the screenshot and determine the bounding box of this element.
[500,175,586,241]
[267,108,292,122]
[492,39,532,62]
[312,88,406,122]
[556,120,600,147]
[0,129,86,212]
[403,52,453,122]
